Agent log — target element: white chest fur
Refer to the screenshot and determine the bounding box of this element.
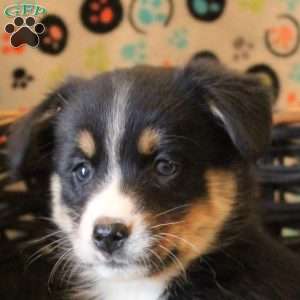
[100,277,167,300]
[79,277,168,300]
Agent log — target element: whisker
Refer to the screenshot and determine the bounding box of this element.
[158,244,187,280]
[151,220,185,229]
[145,249,161,273]
[158,232,199,252]
[147,247,166,272]
[152,204,191,219]
[26,230,64,245]
[26,237,69,268]
[48,248,73,288]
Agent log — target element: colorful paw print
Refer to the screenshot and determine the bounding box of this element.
[12,67,34,89]
[129,0,173,34]
[290,64,300,84]
[1,32,26,55]
[85,42,110,71]
[81,0,123,33]
[232,36,254,61]
[138,0,167,25]
[247,64,280,102]
[237,0,266,13]
[265,14,300,58]
[187,0,226,22]
[121,40,146,64]
[168,28,188,49]
[286,91,300,106]
[38,15,68,55]
[46,65,67,89]
[278,0,300,12]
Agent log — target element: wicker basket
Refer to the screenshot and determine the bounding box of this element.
[0,111,300,299]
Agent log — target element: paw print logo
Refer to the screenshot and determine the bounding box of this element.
[168,28,188,49]
[287,91,300,107]
[12,67,34,89]
[129,0,174,34]
[4,16,45,48]
[232,36,254,61]
[81,0,123,33]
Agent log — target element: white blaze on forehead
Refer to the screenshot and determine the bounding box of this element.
[107,75,131,172]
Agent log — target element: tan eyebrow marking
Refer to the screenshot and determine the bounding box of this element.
[78,130,96,158]
[137,128,161,155]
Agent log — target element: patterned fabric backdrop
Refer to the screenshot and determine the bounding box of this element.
[0,0,300,111]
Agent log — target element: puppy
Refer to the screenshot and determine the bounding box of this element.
[8,61,300,300]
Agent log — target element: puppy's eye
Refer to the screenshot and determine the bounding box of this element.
[155,159,178,176]
[73,162,93,183]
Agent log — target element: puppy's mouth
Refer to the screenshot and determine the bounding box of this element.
[99,246,179,276]
[104,258,130,269]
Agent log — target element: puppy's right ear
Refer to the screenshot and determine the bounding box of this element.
[7,79,79,180]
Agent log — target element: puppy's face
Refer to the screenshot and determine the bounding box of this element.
[8,62,271,281]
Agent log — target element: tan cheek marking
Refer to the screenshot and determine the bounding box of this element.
[152,170,236,275]
[137,128,160,155]
[78,130,96,158]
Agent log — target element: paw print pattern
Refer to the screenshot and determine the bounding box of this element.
[237,0,265,13]
[187,0,226,22]
[38,15,68,55]
[4,16,45,48]
[121,40,146,64]
[290,64,300,84]
[278,0,300,12]
[129,0,174,34]
[233,36,254,61]
[192,50,220,62]
[12,68,34,89]
[85,42,110,71]
[265,14,300,58]
[168,28,188,49]
[81,0,123,33]
[247,64,280,102]
[1,32,26,55]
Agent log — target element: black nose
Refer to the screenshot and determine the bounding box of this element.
[93,222,129,254]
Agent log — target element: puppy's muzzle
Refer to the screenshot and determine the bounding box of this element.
[93,218,130,255]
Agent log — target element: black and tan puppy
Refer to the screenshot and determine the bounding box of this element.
[8,61,300,300]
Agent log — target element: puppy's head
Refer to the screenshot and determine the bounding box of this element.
[8,61,271,281]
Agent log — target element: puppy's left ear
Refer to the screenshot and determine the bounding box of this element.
[7,78,81,181]
[181,60,272,160]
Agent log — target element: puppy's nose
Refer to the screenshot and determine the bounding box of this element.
[93,222,129,254]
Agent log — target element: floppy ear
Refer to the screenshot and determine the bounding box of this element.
[182,60,272,160]
[7,79,80,180]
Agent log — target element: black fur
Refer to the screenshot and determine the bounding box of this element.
[7,61,300,300]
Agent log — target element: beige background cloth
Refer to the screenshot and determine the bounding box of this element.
[0,0,300,111]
